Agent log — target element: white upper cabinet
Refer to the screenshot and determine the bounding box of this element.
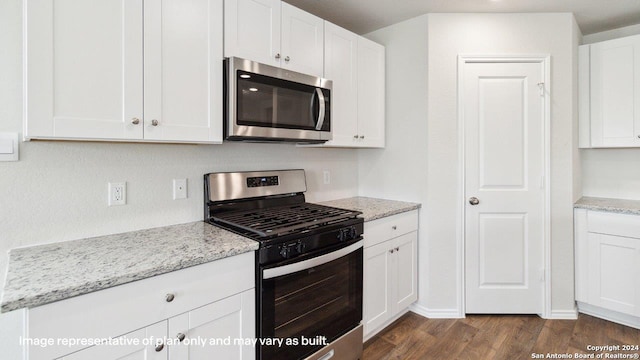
[322,22,358,146]
[316,22,385,148]
[223,0,281,68]
[579,34,640,148]
[357,37,385,148]
[24,0,223,143]
[224,0,324,77]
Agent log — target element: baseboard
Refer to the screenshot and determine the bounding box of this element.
[549,307,578,320]
[409,303,463,319]
[577,302,640,330]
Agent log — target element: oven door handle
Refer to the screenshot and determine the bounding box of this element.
[263,240,363,279]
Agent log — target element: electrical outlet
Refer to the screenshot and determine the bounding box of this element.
[323,170,331,185]
[173,179,187,200]
[108,182,126,206]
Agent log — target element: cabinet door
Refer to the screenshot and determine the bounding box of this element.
[143,0,223,143]
[25,0,143,140]
[357,37,385,148]
[590,35,640,147]
[392,232,418,314]
[587,233,640,316]
[363,241,392,337]
[60,322,167,360]
[323,22,358,147]
[280,2,324,77]
[168,290,255,360]
[224,0,281,68]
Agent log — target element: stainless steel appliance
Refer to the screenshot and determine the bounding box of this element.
[225,57,332,143]
[204,170,363,360]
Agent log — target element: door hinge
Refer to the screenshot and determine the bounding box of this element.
[537,82,545,96]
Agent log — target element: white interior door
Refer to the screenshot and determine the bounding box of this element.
[463,60,545,314]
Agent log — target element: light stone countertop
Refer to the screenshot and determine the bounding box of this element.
[320,196,421,222]
[1,222,258,313]
[574,196,640,216]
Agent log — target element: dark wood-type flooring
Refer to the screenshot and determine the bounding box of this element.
[363,312,640,359]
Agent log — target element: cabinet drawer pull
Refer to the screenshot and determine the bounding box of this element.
[155,343,164,352]
[166,293,175,302]
[395,247,400,252]
[389,249,394,254]
[177,333,186,342]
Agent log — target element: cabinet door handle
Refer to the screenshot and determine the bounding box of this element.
[131,117,140,125]
[177,333,186,342]
[353,135,359,139]
[389,249,394,254]
[392,226,397,230]
[285,56,290,62]
[155,343,164,352]
[359,135,365,139]
[151,119,159,126]
[637,135,640,139]
[275,53,281,60]
[166,293,175,302]
[395,247,400,252]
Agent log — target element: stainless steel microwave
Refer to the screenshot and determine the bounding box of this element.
[225,57,332,143]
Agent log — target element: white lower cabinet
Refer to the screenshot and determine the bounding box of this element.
[59,322,167,360]
[25,252,255,360]
[575,209,640,329]
[363,211,418,339]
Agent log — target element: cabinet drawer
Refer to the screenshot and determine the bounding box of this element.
[588,211,640,239]
[28,252,254,360]
[364,210,418,248]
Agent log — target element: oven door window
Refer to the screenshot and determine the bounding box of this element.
[260,247,362,360]
[236,70,330,131]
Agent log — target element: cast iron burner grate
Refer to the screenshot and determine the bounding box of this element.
[212,203,361,237]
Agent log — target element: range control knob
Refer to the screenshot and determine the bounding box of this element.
[337,230,346,242]
[296,241,306,254]
[349,226,358,239]
[279,246,292,259]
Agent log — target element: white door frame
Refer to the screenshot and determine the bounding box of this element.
[456,55,551,318]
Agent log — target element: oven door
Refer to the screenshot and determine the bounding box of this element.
[259,240,363,360]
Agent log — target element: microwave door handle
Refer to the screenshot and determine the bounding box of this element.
[314,88,326,131]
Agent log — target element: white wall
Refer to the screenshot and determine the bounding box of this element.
[358,14,430,310]
[580,24,640,201]
[360,13,580,316]
[0,0,359,299]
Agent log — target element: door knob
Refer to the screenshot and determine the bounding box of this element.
[468,197,480,205]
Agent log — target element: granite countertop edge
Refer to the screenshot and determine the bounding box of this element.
[320,196,421,222]
[0,244,257,313]
[574,196,640,216]
[1,222,258,313]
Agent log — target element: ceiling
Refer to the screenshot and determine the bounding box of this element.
[284,0,640,35]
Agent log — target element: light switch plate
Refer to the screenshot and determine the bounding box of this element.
[0,132,19,162]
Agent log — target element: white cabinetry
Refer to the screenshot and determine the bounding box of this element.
[26,252,255,360]
[579,34,640,148]
[24,0,223,143]
[574,209,640,329]
[363,210,418,339]
[224,0,324,77]
[314,23,385,148]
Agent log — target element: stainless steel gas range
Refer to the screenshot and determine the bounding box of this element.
[204,169,364,360]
